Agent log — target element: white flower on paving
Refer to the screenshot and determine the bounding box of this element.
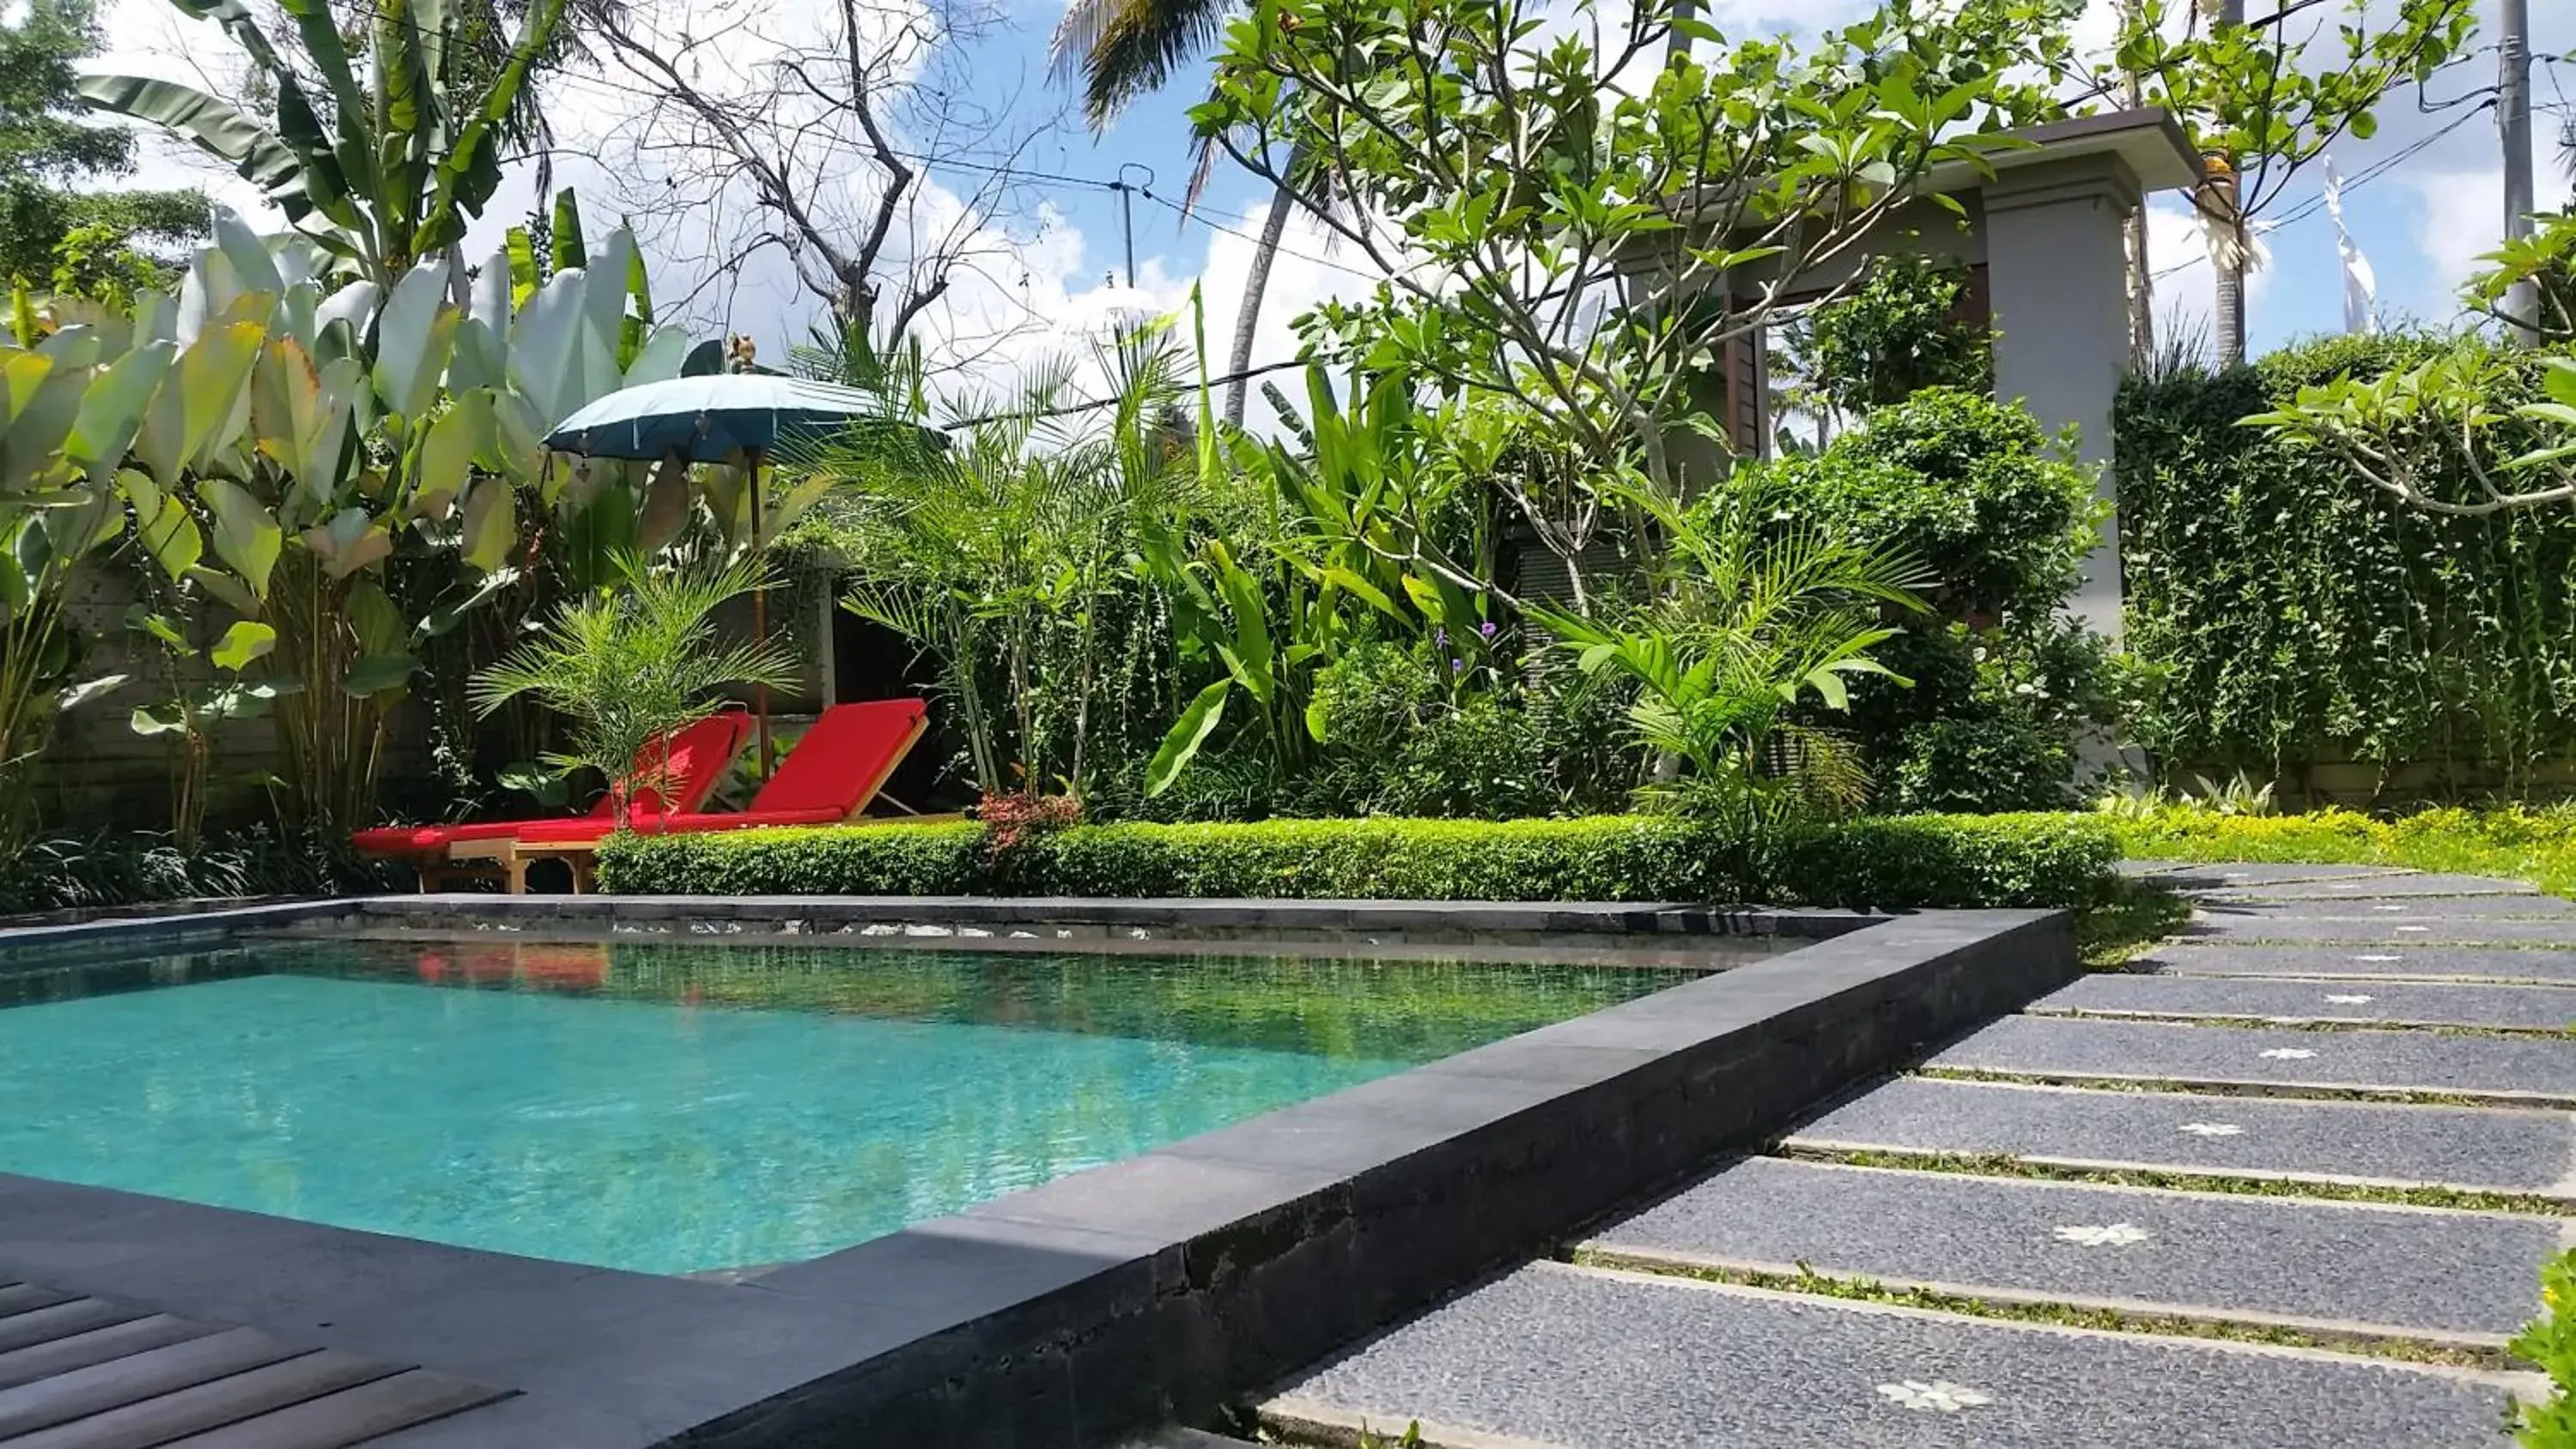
[1876,1380,1994,1413]
[2260,1047,2318,1060]
[2178,1122,2244,1137]
[2324,993,2374,1004]
[2052,1222,2151,1247]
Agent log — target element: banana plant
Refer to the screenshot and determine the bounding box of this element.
[0,303,170,842]
[15,203,698,833]
[76,0,574,289]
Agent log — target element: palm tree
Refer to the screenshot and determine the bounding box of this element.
[1050,0,1324,428]
[470,552,800,828]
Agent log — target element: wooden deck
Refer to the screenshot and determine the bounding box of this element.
[0,1280,508,1447]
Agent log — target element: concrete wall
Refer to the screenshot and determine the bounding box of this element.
[1982,155,2142,640]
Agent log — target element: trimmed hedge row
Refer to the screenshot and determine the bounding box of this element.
[592,812,2117,910]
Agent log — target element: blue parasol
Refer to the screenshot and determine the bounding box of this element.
[541,374,891,464]
[543,373,894,772]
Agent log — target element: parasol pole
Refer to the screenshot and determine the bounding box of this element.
[748,444,771,775]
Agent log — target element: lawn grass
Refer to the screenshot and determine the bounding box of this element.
[2109,803,2576,900]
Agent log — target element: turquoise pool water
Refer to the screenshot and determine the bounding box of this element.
[0,939,1681,1274]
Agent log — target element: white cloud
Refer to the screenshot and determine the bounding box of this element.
[2407,167,2576,314]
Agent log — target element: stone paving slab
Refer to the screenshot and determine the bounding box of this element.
[2122,863,2417,887]
[2035,973,2576,1032]
[2195,895,2576,920]
[2179,913,2576,944]
[1785,1076,2576,1195]
[1929,1015,2576,1104]
[2198,875,2542,900]
[1264,1263,2530,1449]
[2136,944,2576,985]
[1584,1158,2557,1340]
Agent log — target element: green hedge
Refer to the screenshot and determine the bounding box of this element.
[592,813,2117,910]
[2117,334,2576,785]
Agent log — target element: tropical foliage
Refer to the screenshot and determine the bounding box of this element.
[2124,332,2576,796]
[0,198,775,849]
[471,552,797,827]
[78,0,572,287]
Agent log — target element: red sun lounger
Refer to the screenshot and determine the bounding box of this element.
[495,698,936,893]
[352,707,753,889]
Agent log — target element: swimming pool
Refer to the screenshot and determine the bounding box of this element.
[0,939,1686,1274]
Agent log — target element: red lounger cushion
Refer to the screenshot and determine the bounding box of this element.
[350,710,751,860]
[514,700,928,846]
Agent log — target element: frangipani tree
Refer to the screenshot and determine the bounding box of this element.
[2245,215,2576,517]
[1190,0,2076,602]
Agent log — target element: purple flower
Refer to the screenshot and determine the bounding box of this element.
[1479,621,1498,639]
[1449,657,1466,672]
[1433,626,1448,646]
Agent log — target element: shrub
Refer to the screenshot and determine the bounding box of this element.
[0,826,390,918]
[2514,1250,2576,1447]
[1778,814,2118,910]
[2117,332,2576,789]
[1753,387,2099,621]
[1801,256,1994,415]
[593,812,2117,910]
[1887,718,2075,815]
[1738,390,2109,815]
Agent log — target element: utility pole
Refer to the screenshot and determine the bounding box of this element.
[2211,0,2248,367]
[1110,181,1137,288]
[2500,0,2538,343]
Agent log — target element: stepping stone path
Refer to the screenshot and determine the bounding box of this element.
[1246,864,2571,1446]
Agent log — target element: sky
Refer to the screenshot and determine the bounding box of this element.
[73,0,2576,421]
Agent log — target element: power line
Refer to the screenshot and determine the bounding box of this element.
[1133,188,1389,285]
[2150,103,2492,281]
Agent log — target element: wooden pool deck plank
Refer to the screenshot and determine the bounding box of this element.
[0,1278,512,1448]
[0,1319,229,1393]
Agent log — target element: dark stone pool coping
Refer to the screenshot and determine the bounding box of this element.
[0,899,2073,1446]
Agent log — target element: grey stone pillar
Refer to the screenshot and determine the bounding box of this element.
[1982,156,2141,640]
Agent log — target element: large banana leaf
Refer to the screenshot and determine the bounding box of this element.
[199,479,283,598]
[374,263,456,423]
[131,320,264,487]
[421,0,572,254]
[64,342,178,478]
[77,76,360,239]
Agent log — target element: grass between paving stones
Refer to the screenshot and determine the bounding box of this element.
[1912,1064,2576,1112]
[1770,1143,2576,1217]
[2076,877,2196,968]
[2026,1009,2576,1040]
[1561,1249,2515,1369]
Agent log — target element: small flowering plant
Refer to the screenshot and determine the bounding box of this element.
[1430,618,1509,698]
[973,789,1084,852]
[2513,1249,2576,1446]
